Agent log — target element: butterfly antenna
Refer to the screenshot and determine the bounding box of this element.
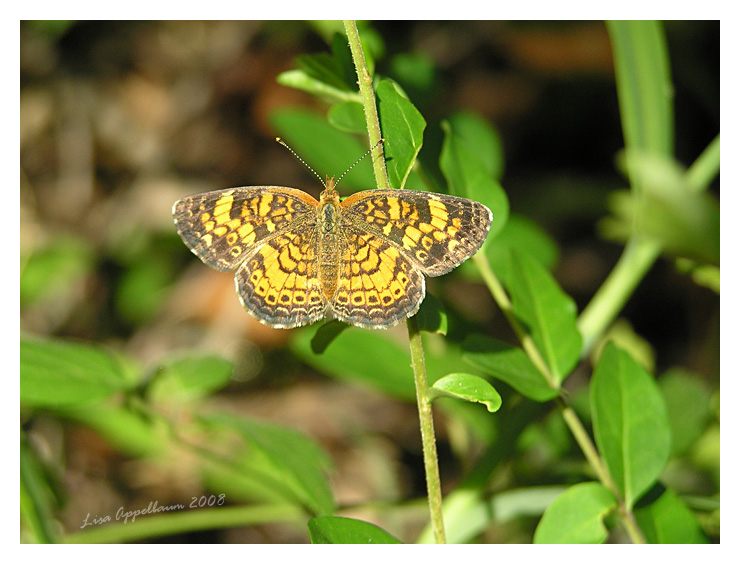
[335,138,385,187]
[276,137,326,188]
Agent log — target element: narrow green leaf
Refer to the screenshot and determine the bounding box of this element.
[534,482,617,544]
[428,373,502,412]
[606,20,674,159]
[590,343,671,508]
[60,404,167,458]
[148,354,234,403]
[633,483,708,544]
[21,338,133,408]
[462,334,559,402]
[21,435,59,543]
[439,120,509,242]
[205,413,335,516]
[376,79,426,190]
[276,70,360,105]
[506,250,582,384]
[308,516,402,544]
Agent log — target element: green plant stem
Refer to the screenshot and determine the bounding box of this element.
[343,20,390,191]
[408,317,447,544]
[577,238,662,356]
[474,253,646,543]
[64,503,304,544]
[344,19,446,543]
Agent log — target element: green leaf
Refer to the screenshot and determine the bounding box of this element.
[327,101,367,134]
[293,326,472,402]
[633,483,708,544]
[415,291,447,335]
[21,236,93,306]
[295,52,352,92]
[446,111,505,180]
[147,354,234,403]
[462,334,559,402]
[417,486,565,544]
[659,368,712,456]
[308,516,402,544]
[204,413,335,516]
[276,69,360,105]
[485,214,559,275]
[291,325,416,400]
[428,373,502,412]
[505,250,582,384]
[376,79,426,190]
[20,434,59,543]
[61,404,167,458]
[440,119,509,242]
[590,343,671,508]
[270,109,374,192]
[21,338,133,408]
[533,482,617,544]
[389,52,437,109]
[602,151,720,265]
[606,20,674,159]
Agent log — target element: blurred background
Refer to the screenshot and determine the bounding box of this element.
[20,21,719,543]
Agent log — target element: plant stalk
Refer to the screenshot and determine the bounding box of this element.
[344,19,446,543]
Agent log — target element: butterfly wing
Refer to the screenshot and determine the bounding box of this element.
[340,189,492,276]
[173,186,319,271]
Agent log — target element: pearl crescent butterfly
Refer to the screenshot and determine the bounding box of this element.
[173,142,492,329]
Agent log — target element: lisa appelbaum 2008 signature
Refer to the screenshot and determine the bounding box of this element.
[80,494,226,528]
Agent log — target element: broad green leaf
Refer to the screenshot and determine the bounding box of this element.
[505,250,582,384]
[21,236,93,306]
[295,52,353,92]
[415,291,447,335]
[534,482,617,544]
[327,101,366,134]
[428,373,502,412]
[447,111,505,180]
[147,354,234,403]
[309,516,402,544]
[389,52,437,109]
[21,338,133,408]
[633,483,708,544]
[292,325,416,399]
[204,413,334,516]
[591,343,671,508]
[293,326,473,402]
[376,79,426,190]
[485,214,559,276]
[270,109,374,192]
[659,368,712,456]
[462,334,558,402]
[440,120,509,242]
